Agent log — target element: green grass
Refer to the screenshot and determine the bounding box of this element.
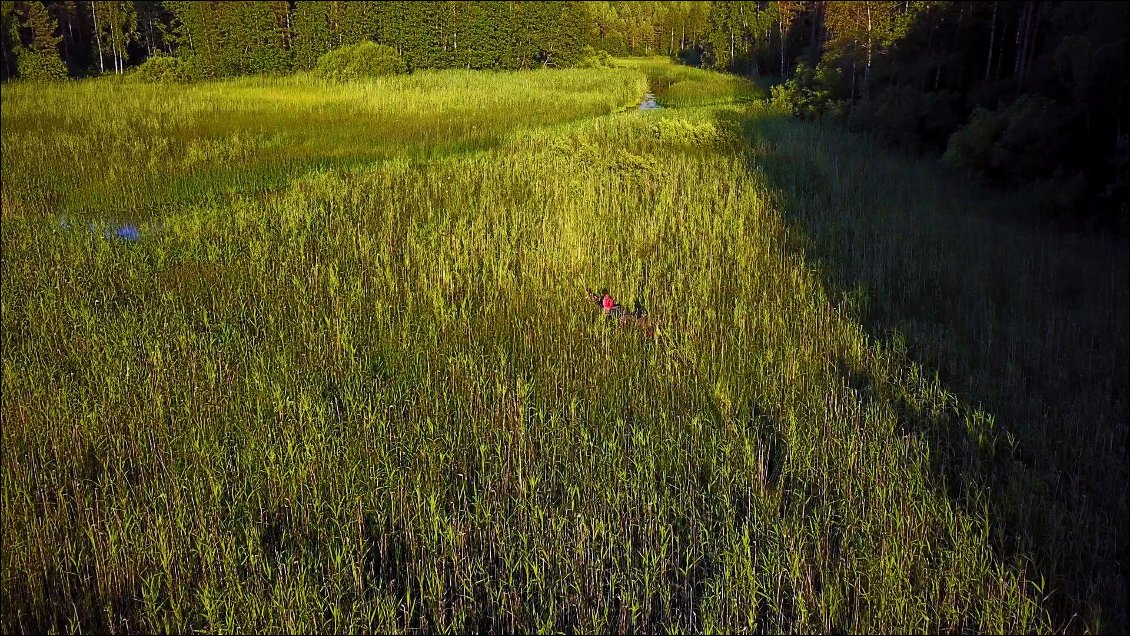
[616,56,761,108]
[2,59,1125,634]
[0,68,646,221]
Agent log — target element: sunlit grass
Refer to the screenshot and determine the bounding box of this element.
[616,56,761,108]
[0,68,646,221]
[1,59,1125,634]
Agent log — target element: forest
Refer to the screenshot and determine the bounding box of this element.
[2,1,1127,231]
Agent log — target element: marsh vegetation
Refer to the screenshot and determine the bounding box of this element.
[2,57,1126,634]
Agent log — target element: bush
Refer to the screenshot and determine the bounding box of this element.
[576,46,614,69]
[770,61,845,120]
[16,52,68,82]
[314,42,407,81]
[944,95,1069,184]
[132,55,196,83]
[942,106,1003,177]
[675,46,704,68]
[848,86,960,152]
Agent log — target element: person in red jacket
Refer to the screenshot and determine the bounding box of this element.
[585,287,654,336]
[587,288,625,318]
[602,291,617,312]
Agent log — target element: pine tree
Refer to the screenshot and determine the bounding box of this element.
[291,0,334,70]
[339,0,380,47]
[14,0,68,80]
[165,0,221,77]
[226,1,289,75]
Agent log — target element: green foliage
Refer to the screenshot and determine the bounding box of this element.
[131,53,194,82]
[165,1,290,78]
[943,95,1089,216]
[848,85,960,151]
[314,41,407,81]
[584,1,709,58]
[338,0,383,47]
[15,0,61,54]
[11,0,66,80]
[943,95,1069,185]
[757,1,1129,229]
[87,1,138,75]
[14,49,65,81]
[447,0,501,69]
[822,1,924,71]
[769,61,845,119]
[0,1,16,80]
[575,45,614,68]
[942,106,1004,177]
[235,1,291,75]
[289,0,334,71]
[524,1,589,68]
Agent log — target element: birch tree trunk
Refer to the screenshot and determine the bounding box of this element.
[864,2,873,97]
[112,25,120,74]
[779,14,786,77]
[986,1,997,80]
[1021,1,1030,76]
[145,16,153,58]
[729,27,734,70]
[1020,2,1041,87]
[91,0,104,74]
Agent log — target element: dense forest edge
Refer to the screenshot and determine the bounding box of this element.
[2,1,1127,232]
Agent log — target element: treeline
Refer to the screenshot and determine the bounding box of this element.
[2,1,1126,229]
[759,1,1127,231]
[586,1,1127,230]
[0,1,720,79]
[0,1,594,79]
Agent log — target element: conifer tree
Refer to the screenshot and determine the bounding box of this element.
[227,1,289,74]
[165,0,220,76]
[338,0,380,47]
[290,0,334,70]
[14,0,68,80]
[452,0,506,69]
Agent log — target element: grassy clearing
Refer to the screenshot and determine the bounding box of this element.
[616,56,761,108]
[0,68,646,222]
[1,59,1125,633]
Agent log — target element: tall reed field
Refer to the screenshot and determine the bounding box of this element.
[2,58,1125,634]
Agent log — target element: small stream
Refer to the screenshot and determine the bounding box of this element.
[56,215,144,242]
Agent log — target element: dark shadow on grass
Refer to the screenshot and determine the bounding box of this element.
[7,558,144,634]
[713,106,1129,634]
